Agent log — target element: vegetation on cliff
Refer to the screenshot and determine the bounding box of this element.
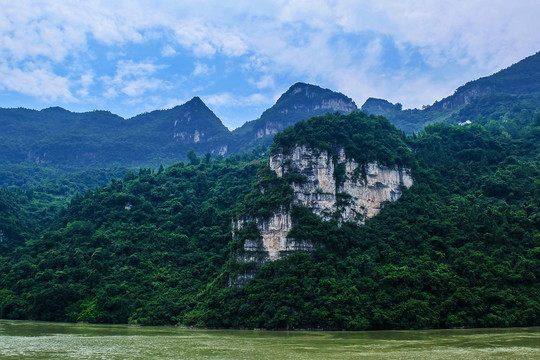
[1,54,540,329]
[271,110,415,168]
[183,108,539,329]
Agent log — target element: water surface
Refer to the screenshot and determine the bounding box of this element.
[1,320,538,359]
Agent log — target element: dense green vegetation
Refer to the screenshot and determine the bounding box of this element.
[0,155,259,323]
[1,53,539,330]
[0,83,354,177]
[1,105,538,329]
[0,98,229,171]
[182,109,539,330]
[271,111,414,167]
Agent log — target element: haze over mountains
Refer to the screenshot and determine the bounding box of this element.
[0,82,357,168]
[1,51,539,170]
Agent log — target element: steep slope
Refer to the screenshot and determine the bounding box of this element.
[188,107,539,330]
[430,50,540,111]
[0,97,231,168]
[362,51,540,133]
[231,82,357,152]
[127,97,232,159]
[232,111,414,275]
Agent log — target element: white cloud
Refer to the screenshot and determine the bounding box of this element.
[76,71,94,97]
[249,75,275,90]
[216,31,248,57]
[0,61,75,102]
[117,60,163,78]
[203,92,269,107]
[1,0,540,117]
[357,0,540,71]
[192,62,215,77]
[101,60,167,98]
[103,87,118,99]
[172,21,248,58]
[122,78,163,97]
[161,45,177,57]
[361,38,384,70]
[4,1,538,71]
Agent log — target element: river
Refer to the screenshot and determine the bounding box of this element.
[0,320,538,359]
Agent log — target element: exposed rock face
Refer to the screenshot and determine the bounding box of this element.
[430,83,493,112]
[212,145,228,156]
[233,145,413,268]
[236,83,358,144]
[236,208,315,264]
[256,84,358,138]
[256,122,282,139]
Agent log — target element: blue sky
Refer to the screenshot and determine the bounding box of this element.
[1,1,540,129]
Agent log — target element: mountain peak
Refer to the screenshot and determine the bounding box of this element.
[272,82,357,113]
[168,96,210,113]
[277,82,356,106]
[361,98,401,115]
[284,81,319,94]
[40,106,72,114]
[229,82,357,153]
[185,96,205,106]
[168,97,228,133]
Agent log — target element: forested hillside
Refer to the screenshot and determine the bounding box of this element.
[0,154,260,323]
[182,110,539,330]
[0,83,354,199]
[1,108,538,329]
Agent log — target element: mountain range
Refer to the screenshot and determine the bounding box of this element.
[0,82,356,169]
[362,51,540,133]
[1,51,539,171]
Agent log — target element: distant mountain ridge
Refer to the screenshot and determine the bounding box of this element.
[230,82,357,152]
[362,51,540,132]
[1,50,540,169]
[127,96,231,157]
[0,83,357,168]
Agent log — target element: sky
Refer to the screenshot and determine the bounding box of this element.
[1,1,540,129]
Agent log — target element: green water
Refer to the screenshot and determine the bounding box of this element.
[0,320,538,359]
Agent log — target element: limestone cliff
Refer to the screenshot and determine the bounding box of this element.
[233,145,413,266]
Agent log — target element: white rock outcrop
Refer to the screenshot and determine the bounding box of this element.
[233,145,413,265]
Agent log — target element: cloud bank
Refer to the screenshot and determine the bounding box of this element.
[1,0,539,127]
